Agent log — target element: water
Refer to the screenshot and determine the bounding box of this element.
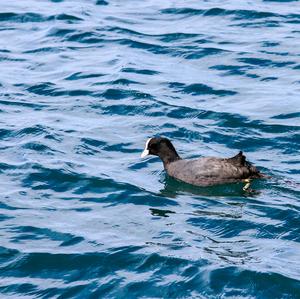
[0,0,300,297]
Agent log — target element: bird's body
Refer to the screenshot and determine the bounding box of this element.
[166,152,261,186]
[141,137,264,187]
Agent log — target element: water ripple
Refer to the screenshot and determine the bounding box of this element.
[0,0,299,298]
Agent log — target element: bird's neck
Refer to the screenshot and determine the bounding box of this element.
[159,152,181,168]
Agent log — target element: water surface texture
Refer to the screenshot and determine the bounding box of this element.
[0,0,300,298]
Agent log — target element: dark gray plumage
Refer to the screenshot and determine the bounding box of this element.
[141,137,264,187]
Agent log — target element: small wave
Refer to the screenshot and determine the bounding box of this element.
[271,112,300,120]
[9,226,84,247]
[109,25,201,42]
[48,13,83,22]
[0,125,50,141]
[0,98,47,109]
[100,88,153,101]
[210,64,254,77]
[183,47,229,59]
[21,141,60,155]
[66,31,104,43]
[46,28,76,37]
[27,82,92,97]
[21,165,135,195]
[119,38,167,54]
[169,82,237,96]
[65,72,105,81]
[0,12,46,23]
[237,57,295,68]
[23,47,63,54]
[161,7,282,20]
[158,32,200,43]
[121,67,160,75]
[96,0,109,5]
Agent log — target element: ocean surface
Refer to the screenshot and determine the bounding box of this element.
[0,0,300,298]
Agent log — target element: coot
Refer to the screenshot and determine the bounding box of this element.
[141,137,264,188]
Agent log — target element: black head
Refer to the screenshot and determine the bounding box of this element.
[141,137,180,166]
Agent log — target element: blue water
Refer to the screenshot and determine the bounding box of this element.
[0,0,300,298]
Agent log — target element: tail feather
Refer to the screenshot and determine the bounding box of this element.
[228,151,246,166]
[229,151,267,179]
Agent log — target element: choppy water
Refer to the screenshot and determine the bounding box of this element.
[1,0,300,298]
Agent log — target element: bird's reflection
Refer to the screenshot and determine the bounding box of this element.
[149,175,261,218]
[149,208,176,217]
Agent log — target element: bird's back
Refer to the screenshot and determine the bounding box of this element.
[166,152,262,186]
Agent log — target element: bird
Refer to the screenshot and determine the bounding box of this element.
[141,137,265,189]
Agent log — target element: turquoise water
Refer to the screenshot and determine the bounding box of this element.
[1,0,300,298]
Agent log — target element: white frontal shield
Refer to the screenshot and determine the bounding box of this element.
[141,138,152,158]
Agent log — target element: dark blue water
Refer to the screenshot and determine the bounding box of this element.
[1,0,300,298]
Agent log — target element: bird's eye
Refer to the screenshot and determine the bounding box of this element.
[150,143,158,150]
